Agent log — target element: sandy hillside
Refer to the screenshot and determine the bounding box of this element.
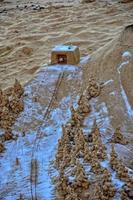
[83,21,133,165]
[0,0,133,89]
[83,23,133,113]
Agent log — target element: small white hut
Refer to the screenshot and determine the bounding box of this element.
[51,45,80,65]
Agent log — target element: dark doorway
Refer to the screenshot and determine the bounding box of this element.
[57,54,67,64]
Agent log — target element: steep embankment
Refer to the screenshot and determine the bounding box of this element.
[83,24,133,168]
[84,24,133,84]
[120,25,133,109]
[83,24,133,120]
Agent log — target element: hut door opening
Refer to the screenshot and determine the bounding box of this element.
[57,54,67,64]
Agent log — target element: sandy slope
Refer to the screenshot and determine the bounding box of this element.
[83,23,133,169]
[0,0,133,89]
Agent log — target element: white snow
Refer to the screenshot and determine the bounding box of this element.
[0,64,82,200]
[100,160,109,168]
[43,64,80,72]
[122,51,132,60]
[111,171,125,190]
[52,44,77,52]
[109,91,116,96]
[103,79,113,86]
[84,164,91,174]
[117,60,129,74]
[117,50,133,117]
[83,99,113,144]
[68,176,75,182]
[80,55,90,65]
[120,85,133,117]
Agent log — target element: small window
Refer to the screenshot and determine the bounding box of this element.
[57,54,67,64]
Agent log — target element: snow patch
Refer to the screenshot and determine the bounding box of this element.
[117,50,133,117]
[103,79,113,86]
[122,51,132,60]
[111,171,125,190]
[100,160,109,168]
[109,91,116,96]
[80,55,90,65]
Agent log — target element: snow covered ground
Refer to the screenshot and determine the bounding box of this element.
[0,63,83,199]
[0,54,133,199]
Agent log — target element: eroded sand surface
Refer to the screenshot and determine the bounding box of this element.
[0,0,133,199]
